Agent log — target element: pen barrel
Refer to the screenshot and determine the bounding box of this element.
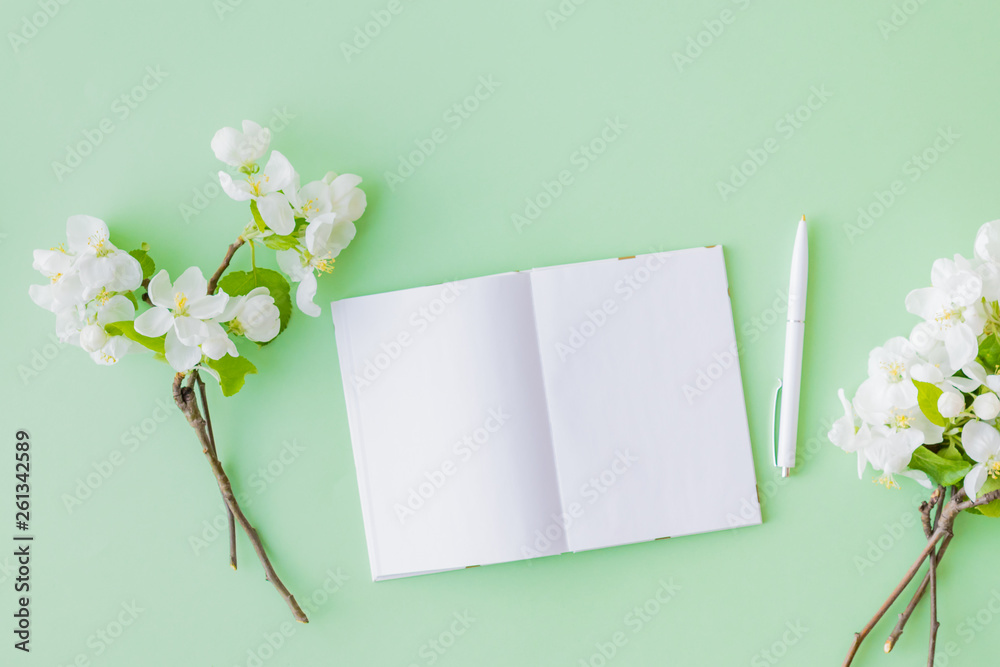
[776,319,805,468]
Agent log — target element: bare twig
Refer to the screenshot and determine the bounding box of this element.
[207,237,246,294]
[848,486,1000,665]
[173,373,308,623]
[195,373,237,570]
[884,532,955,653]
[926,488,946,667]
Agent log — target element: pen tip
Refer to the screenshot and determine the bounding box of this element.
[800,214,806,222]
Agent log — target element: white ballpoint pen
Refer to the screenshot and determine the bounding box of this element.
[774,216,809,478]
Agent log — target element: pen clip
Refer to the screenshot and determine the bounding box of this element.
[772,380,783,467]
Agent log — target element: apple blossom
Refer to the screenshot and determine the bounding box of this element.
[960,421,1000,499]
[133,267,232,371]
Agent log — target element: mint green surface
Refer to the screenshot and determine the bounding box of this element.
[3,1,1000,664]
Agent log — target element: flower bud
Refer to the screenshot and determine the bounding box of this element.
[79,323,108,353]
[938,391,965,419]
[973,393,1000,421]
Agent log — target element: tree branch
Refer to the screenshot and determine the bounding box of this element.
[173,372,308,623]
[207,237,246,294]
[926,488,946,667]
[195,373,237,570]
[842,491,969,666]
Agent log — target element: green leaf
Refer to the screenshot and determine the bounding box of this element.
[914,380,947,427]
[262,233,301,251]
[129,248,155,280]
[973,475,1000,518]
[217,268,292,338]
[908,446,972,487]
[104,320,165,354]
[206,355,257,397]
[978,333,1000,373]
[250,199,266,232]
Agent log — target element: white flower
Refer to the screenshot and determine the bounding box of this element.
[133,267,231,371]
[200,322,238,360]
[973,393,1000,420]
[323,172,367,224]
[78,295,138,365]
[217,287,280,343]
[286,177,332,221]
[859,337,919,409]
[853,386,944,446]
[211,120,270,171]
[905,257,986,369]
[961,420,1000,499]
[938,390,966,419]
[218,151,296,234]
[974,220,1000,265]
[829,389,874,478]
[863,425,925,489]
[65,215,142,299]
[277,212,357,317]
[29,247,85,314]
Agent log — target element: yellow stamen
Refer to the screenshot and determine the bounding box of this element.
[880,361,906,382]
[95,288,111,305]
[875,476,900,490]
[174,292,188,311]
[315,258,335,274]
[989,460,1000,478]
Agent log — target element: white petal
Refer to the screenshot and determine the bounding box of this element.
[186,292,229,319]
[965,463,988,500]
[172,267,208,301]
[66,215,109,253]
[295,272,320,317]
[210,127,245,167]
[106,251,143,292]
[174,315,209,346]
[133,306,173,337]
[905,287,950,322]
[257,192,294,234]
[165,328,202,372]
[147,270,173,307]
[945,324,978,370]
[29,284,55,311]
[962,420,1000,462]
[97,295,135,326]
[260,151,295,193]
[219,171,254,201]
[78,255,115,289]
[240,120,271,161]
[276,249,309,281]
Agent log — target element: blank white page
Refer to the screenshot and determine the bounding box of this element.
[529,247,760,552]
[331,272,565,580]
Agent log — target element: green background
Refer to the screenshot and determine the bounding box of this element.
[2,0,999,664]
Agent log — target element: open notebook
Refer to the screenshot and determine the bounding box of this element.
[331,246,760,581]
